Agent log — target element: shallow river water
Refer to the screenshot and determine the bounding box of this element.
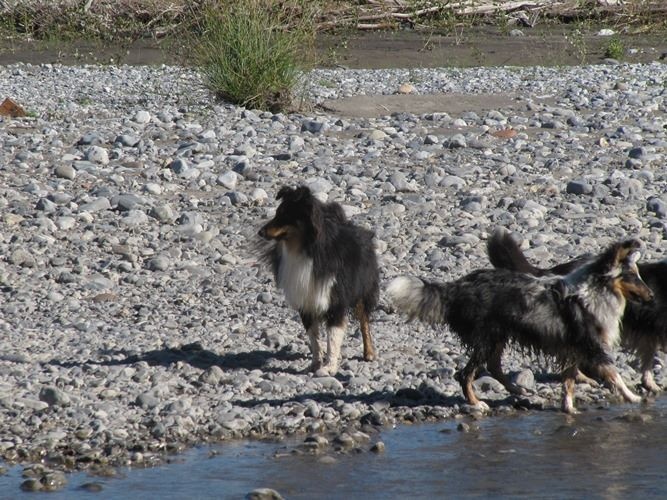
[1,397,666,499]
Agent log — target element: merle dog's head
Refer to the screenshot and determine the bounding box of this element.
[258,186,323,244]
[594,239,653,303]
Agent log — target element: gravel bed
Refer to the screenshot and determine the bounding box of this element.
[0,61,666,489]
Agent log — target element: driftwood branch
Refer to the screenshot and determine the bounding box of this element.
[316,0,549,31]
[315,0,667,31]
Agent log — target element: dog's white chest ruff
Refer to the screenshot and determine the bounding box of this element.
[276,245,335,315]
[566,277,624,346]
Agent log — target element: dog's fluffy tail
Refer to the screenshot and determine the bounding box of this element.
[487,227,590,277]
[486,227,545,275]
[387,276,448,324]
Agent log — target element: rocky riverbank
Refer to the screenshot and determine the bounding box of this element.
[0,60,666,489]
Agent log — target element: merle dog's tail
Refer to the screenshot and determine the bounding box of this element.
[486,227,547,276]
[487,227,590,277]
[387,276,449,324]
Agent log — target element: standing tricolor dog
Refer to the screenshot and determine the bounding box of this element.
[388,238,652,413]
[258,186,379,376]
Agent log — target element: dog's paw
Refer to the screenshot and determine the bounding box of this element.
[473,401,490,412]
[310,360,323,372]
[561,395,578,414]
[314,365,338,377]
[641,380,661,395]
[617,385,643,404]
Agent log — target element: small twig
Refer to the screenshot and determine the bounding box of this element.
[357,22,396,30]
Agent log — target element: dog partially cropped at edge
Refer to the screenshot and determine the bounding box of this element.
[488,227,667,393]
[388,238,653,413]
[257,185,379,376]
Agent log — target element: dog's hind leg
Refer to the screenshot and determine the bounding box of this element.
[561,365,579,414]
[316,315,348,377]
[488,342,527,396]
[355,301,375,362]
[301,313,323,372]
[456,351,489,411]
[636,343,661,394]
[598,364,642,403]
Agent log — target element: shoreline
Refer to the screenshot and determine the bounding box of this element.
[0,60,666,490]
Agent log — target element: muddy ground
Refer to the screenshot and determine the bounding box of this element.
[317,27,667,68]
[1,26,665,69]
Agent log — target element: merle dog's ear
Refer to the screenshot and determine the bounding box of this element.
[616,239,642,265]
[601,239,642,273]
[621,239,642,268]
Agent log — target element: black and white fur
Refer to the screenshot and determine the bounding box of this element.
[488,227,667,393]
[388,238,653,413]
[258,186,379,376]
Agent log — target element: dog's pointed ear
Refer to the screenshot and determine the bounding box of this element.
[617,239,642,266]
[277,186,313,202]
[628,249,641,265]
[292,187,321,238]
[276,186,294,200]
[603,239,642,273]
[293,186,312,202]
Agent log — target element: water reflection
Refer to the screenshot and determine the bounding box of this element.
[259,401,667,499]
[1,399,665,499]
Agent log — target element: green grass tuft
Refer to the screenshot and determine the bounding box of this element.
[194,0,315,112]
[604,36,625,59]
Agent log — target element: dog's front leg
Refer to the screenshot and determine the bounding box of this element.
[315,317,347,377]
[598,364,642,403]
[307,323,323,372]
[301,313,323,372]
[561,365,579,414]
[641,369,661,395]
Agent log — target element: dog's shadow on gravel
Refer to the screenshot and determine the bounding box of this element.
[231,384,462,410]
[47,343,476,409]
[49,342,304,373]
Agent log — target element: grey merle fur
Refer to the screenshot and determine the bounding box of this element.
[388,237,652,413]
[488,227,667,393]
